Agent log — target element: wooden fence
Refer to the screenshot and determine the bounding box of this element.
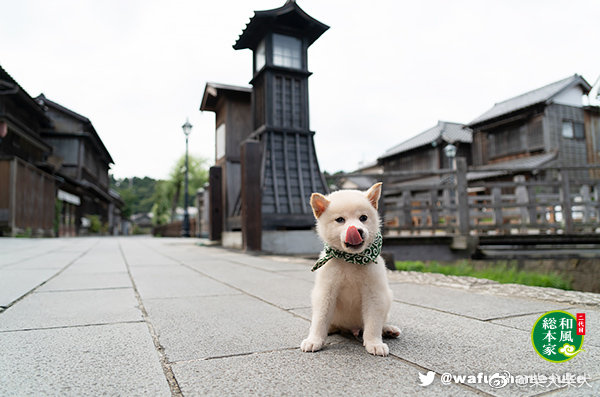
[0,156,55,236]
[361,159,600,236]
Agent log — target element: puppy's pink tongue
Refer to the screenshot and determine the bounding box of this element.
[345,226,363,245]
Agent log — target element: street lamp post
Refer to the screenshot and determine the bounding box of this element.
[181,118,193,237]
[443,143,457,165]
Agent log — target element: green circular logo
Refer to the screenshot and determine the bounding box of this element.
[531,311,584,363]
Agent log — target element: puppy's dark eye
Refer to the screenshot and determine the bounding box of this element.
[335,217,345,223]
[359,215,368,222]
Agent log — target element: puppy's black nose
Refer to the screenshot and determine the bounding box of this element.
[357,228,364,238]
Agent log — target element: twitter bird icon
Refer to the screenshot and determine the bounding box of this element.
[418,371,435,387]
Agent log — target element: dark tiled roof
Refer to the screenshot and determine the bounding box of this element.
[0,64,48,117]
[379,121,471,160]
[37,94,114,165]
[233,0,329,50]
[469,75,592,126]
[341,175,378,190]
[200,82,251,112]
[467,152,558,180]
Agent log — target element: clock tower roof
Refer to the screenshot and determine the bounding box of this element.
[233,0,329,51]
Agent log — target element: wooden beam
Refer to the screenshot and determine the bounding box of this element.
[491,187,503,232]
[560,169,573,233]
[269,132,281,213]
[282,132,293,213]
[295,133,308,213]
[208,166,223,241]
[241,141,262,251]
[307,134,317,193]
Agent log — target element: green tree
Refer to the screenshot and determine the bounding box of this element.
[110,176,158,218]
[110,155,208,225]
[150,180,171,226]
[167,154,208,221]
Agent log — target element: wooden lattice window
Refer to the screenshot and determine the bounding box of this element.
[527,118,544,150]
[273,75,303,129]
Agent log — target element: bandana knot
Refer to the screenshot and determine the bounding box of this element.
[312,232,382,272]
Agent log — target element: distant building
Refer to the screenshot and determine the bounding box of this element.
[0,65,56,236]
[468,74,600,179]
[200,82,252,231]
[379,121,472,174]
[36,94,123,236]
[376,75,600,183]
[201,0,330,254]
[0,63,122,237]
[329,161,383,191]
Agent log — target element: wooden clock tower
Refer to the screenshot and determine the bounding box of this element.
[234,0,329,230]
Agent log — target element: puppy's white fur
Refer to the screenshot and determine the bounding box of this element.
[301,183,400,356]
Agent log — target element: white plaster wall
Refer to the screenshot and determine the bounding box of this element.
[553,86,584,107]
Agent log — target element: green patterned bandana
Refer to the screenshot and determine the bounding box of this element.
[312,232,382,272]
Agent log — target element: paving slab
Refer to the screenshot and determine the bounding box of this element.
[289,307,312,321]
[205,251,310,272]
[119,243,181,266]
[172,342,478,397]
[0,246,57,268]
[3,236,599,397]
[390,282,568,321]
[0,239,94,268]
[143,294,309,363]
[0,289,140,331]
[386,301,600,396]
[275,268,318,283]
[185,260,313,310]
[2,251,84,270]
[0,268,61,307]
[491,307,600,348]
[36,271,132,292]
[542,380,600,396]
[128,265,238,299]
[65,261,127,273]
[0,322,170,396]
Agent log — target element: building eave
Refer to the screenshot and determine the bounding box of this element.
[233,0,329,50]
[36,95,115,165]
[200,82,252,112]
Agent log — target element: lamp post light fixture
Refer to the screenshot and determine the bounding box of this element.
[443,143,457,161]
[181,118,193,237]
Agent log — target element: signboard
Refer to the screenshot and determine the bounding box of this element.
[57,189,81,206]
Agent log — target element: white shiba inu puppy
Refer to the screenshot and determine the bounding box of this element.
[301,182,400,356]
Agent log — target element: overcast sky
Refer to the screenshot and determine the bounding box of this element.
[2,0,599,179]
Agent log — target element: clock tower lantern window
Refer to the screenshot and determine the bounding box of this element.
[272,34,302,69]
[255,39,266,72]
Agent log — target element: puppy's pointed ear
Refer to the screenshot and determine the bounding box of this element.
[365,182,383,210]
[310,193,330,219]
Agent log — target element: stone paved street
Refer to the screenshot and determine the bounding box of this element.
[0,237,599,396]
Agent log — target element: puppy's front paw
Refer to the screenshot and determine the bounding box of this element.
[301,337,325,353]
[364,341,389,356]
[383,324,401,338]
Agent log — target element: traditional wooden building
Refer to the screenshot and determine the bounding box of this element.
[200,82,252,231]
[468,74,598,175]
[200,1,330,253]
[0,64,123,236]
[36,94,123,236]
[379,121,472,174]
[232,0,329,230]
[0,65,56,236]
